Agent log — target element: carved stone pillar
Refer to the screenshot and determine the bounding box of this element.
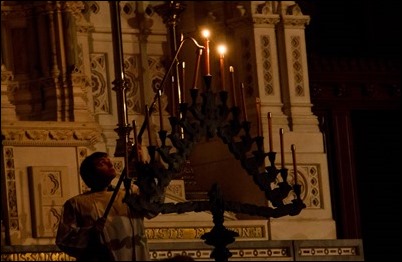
[275,2,319,132]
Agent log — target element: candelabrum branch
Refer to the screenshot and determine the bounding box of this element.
[137,37,205,142]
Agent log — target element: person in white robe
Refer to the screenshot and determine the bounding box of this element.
[56,151,157,261]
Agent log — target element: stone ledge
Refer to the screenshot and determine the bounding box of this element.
[0,239,364,261]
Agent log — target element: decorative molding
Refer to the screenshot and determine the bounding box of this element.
[252,16,281,25]
[27,166,69,238]
[1,121,103,147]
[1,65,14,83]
[150,247,291,261]
[298,164,321,209]
[0,239,364,261]
[166,182,185,200]
[145,225,266,241]
[290,35,305,97]
[294,239,364,261]
[0,4,34,18]
[240,37,255,97]
[0,251,74,261]
[63,1,86,20]
[281,15,310,28]
[76,147,89,193]
[259,35,274,96]
[123,55,141,114]
[3,147,20,232]
[90,53,110,114]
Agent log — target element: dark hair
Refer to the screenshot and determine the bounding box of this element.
[79,152,108,189]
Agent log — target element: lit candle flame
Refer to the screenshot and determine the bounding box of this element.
[217,44,226,55]
[217,44,227,91]
[202,29,210,39]
[202,29,211,75]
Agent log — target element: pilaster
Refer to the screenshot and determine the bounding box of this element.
[275,2,319,132]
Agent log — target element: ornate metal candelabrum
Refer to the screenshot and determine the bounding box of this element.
[107,2,305,261]
[123,73,305,261]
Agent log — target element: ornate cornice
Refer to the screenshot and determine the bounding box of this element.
[1,3,33,18]
[63,1,85,18]
[280,15,310,28]
[252,15,281,26]
[1,121,103,147]
[1,65,14,83]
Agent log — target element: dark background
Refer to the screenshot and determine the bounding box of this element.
[300,1,401,261]
[301,0,400,58]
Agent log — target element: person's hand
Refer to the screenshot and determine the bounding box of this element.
[94,217,106,232]
[130,183,140,195]
[138,145,151,163]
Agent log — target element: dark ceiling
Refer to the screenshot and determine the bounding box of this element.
[299,0,400,58]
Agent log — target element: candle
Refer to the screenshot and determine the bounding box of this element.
[171,76,176,116]
[217,45,226,91]
[268,112,273,152]
[229,66,237,106]
[202,29,210,75]
[181,61,185,103]
[177,77,182,104]
[280,128,285,168]
[291,144,298,185]
[255,97,261,136]
[145,104,152,146]
[157,89,164,131]
[132,120,140,160]
[192,48,202,89]
[240,83,248,121]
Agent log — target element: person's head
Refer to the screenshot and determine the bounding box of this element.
[80,152,116,191]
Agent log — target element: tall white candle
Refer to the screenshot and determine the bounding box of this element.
[291,144,297,185]
[157,89,164,131]
[145,105,152,146]
[280,128,284,167]
[229,66,237,106]
[268,113,273,152]
[240,83,248,121]
[192,48,202,89]
[256,97,261,136]
[181,61,185,103]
